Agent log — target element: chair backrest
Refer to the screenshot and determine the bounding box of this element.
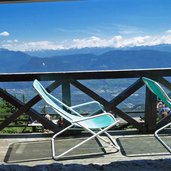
[33,79,83,122]
[142,77,171,107]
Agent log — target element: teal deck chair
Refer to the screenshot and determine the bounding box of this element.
[142,77,171,153]
[33,79,120,160]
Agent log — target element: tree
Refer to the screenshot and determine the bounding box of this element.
[41,105,47,114]
[21,93,27,103]
[0,98,16,114]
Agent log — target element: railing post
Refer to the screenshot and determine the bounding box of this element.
[144,87,157,133]
[62,81,71,106]
[61,81,71,128]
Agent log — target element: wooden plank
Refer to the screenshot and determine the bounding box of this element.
[1,68,171,82]
[62,81,71,106]
[144,87,157,133]
[112,107,145,132]
[108,78,144,109]
[1,69,171,133]
[0,88,24,109]
[71,80,109,106]
[156,115,171,129]
[61,81,71,127]
[0,80,61,132]
[0,100,59,132]
[158,77,171,91]
[71,79,145,132]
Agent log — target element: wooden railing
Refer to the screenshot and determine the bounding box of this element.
[1,68,171,133]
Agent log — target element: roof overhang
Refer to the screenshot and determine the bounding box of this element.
[0,0,73,4]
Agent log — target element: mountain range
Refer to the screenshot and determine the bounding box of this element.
[1,44,171,73]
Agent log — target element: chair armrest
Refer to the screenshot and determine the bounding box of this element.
[71,101,103,109]
[70,101,105,113]
[73,112,117,124]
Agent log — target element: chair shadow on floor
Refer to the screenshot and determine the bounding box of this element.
[117,135,171,157]
[4,136,118,163]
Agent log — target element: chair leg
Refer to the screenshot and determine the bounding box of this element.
[82,123,120,151]
[155,122,171,153]
[81,124,118,147]
[51,123,119,160]
[52,131,101,160]
[94,137,107,154]
[103,131,120,151]
[90,129,120,151]
[51,124,74,159]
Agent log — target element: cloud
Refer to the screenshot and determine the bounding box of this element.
[14,39,18,43]
[72,36,109,48]
[3,30,171,51]
[0,31,10,37]
[70,35,154,48]
[166,29,171,34]
[70,33,171,49]
[1,40,65,51]
[23,41,64,51]
[115,24,144,35]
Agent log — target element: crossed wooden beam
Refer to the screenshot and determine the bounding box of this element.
[0,77,171,133]
[71,78,146,132]
[0,80,62,132]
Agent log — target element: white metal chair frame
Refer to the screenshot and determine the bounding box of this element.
[33,79,120,160]
[143,77,171,153]
[154,122,171,153]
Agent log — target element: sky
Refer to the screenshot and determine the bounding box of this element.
[1,0,171,51]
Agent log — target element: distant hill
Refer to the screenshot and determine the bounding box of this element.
[25,47,116,57]
[98,49,171,69]
[25,44,171,57]
[128,44,171,53]
[0,48,32,72]
[19,50,171,72]
[20,53,97,72]
[1,47,171,73]
[1,47,171,89]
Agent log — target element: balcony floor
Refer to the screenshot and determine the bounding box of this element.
[0,130,171,171]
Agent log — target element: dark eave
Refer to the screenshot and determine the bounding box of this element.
[0,0,72,4]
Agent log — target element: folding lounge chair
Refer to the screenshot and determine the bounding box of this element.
[142,77,171,153]
[33,79,120,160]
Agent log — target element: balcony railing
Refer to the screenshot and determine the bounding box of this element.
[1,68,171,133]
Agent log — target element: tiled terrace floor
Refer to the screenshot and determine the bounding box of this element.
[0,130,171,170]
